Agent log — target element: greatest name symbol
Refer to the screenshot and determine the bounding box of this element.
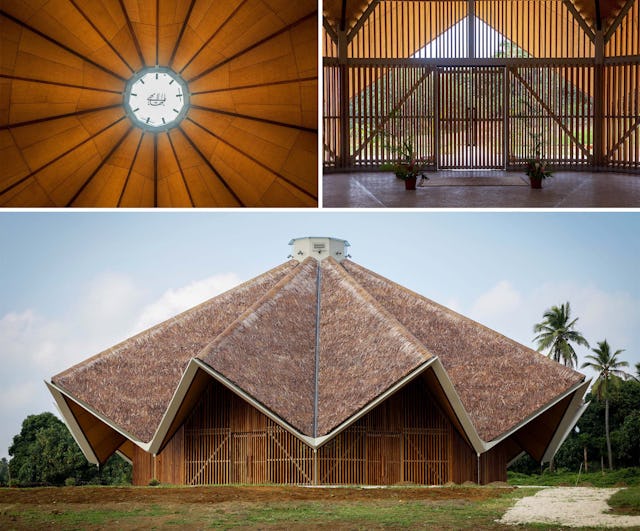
[147,93,166,106]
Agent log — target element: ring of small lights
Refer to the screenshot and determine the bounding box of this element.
[123,67,190,132]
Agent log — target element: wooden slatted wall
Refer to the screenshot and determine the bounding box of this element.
[604,64,640,169]
[509,66,594,167]
[323,0,639,173]
[132,375,510,485]
[319,377,455,485]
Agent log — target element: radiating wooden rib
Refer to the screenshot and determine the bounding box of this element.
[0,104,122,131]
[67,125,134,206]
[0,114,127,198]
[168,0,197,68]
[155,0,160,66]
[185,116,317,201]
[153,132,158,206]
[176,126,244,206]
[189,105,316,134]
[166,131,194,207]
[117,0,146,68]
[340,0,347,31]
[179,0,250,76]
[187,12,316,83]
[69,0,135,74]
[191,76,317,95]
[0,11,126,82]
[118,130,144,207]
[0,74,122,94]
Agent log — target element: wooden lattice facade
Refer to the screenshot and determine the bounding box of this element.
[323,0,640,172]
[131,375,510,486]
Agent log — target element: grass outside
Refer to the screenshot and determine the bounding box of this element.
[508,467,640,488]
[607,486,640,515]
[0,485,535,530]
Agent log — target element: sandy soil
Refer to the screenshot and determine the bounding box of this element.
[499,487,640,528]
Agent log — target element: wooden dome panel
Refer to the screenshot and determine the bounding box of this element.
[1,0,130,79]
[185,108,316,205]
[5,80,121,125]
[1,0,318,207]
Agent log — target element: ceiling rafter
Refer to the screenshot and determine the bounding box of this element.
[561,0,596,41]
[118,130,144,207]
[186,115,317,201]
[190,105,316,134]
[178,0,250,76]
[67,125,134,206]
[166,130,195,207]
[177,125,245,207]
[0,114,128,199]
[0,74,121,94]
[0,104,122,131]
[605,0,636,41]
[187,12,315,84]
[348,0,382,43]
[117,0,146,68]
[169,0,197,68]
[0,11,127,82]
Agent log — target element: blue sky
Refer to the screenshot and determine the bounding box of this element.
[1,211,639,459]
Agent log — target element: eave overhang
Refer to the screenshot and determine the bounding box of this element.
[47,360,590,463]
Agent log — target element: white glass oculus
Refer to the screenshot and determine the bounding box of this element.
[124,67,189,131]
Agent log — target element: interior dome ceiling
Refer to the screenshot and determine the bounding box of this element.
[0,0,318,207]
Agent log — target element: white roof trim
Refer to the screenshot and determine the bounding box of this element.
[46,380,149,453]
[48,356,587,464]
[45,381,100,465]
[542,379,591,463]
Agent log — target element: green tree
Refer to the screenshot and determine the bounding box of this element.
[635,362,640,380]
[8,412,131,486]
[581,340,630,470]
[0,457,8,485]
[533,301,589,368]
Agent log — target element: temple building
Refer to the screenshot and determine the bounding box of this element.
[47,237,589,485]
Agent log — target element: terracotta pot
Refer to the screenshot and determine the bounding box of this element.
[404,177,417,190]
[529,175,542,189]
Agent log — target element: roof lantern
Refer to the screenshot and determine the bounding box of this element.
[288,237,351,263]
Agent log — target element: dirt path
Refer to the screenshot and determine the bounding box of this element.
[499,487,640,528]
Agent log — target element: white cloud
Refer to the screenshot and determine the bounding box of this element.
[132,273,242,333]
[467,280,640,380]
[470,280,523,320]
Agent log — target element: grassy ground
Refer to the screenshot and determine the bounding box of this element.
[607,486,640,515]
[508,467,640,488]
[0,485,535,530]
[509,468,640,517]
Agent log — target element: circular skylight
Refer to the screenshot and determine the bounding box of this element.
[124,67,189,131]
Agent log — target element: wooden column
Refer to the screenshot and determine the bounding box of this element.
[593,30,605,168]
[338,29,350,168]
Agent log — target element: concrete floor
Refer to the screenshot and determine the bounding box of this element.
[322,170,640,208]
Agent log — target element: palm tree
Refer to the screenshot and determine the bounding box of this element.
[533,302,589,368]
[581,340,630,470]
[635,362,640,381]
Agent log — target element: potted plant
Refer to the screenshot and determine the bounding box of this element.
[525,143,552,189]
[382,140,430,190]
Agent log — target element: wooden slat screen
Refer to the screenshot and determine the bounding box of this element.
[509,66,594,167]
[347,66,436,167]
[604,63,640,169]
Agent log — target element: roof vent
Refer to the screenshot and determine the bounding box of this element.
[288,237,350,263]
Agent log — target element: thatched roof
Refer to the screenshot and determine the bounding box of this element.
[52,255,584,446]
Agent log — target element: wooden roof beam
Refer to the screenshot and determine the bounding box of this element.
[605,0,636,42]
[347,0,382,43]
[562,0,596,41]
